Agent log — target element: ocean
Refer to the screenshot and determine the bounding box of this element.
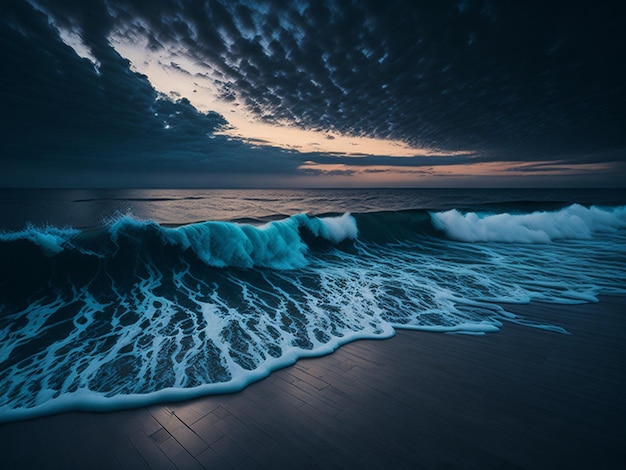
[1,188,625,422]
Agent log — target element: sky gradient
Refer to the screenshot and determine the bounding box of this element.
[1,0,625,187]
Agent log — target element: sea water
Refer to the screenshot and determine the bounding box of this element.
[1,188,625,422]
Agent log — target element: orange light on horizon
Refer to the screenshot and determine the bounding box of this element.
[294,160,616,186]
[108,31,471,158]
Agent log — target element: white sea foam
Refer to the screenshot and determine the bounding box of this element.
[317,212,358,243]
[431,204,626,243]
[0,224,79,255]
[1,205,625,423]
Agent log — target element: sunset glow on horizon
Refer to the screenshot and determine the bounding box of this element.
[109,31,471,159]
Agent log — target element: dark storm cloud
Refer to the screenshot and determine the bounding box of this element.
[1,0,626,187]
[307,153,477,168]
[0,0,309,185]
[143,1,625,153]
[33,0,626,156]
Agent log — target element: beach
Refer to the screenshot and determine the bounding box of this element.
[1,295,624,469]
[3,0,626,464]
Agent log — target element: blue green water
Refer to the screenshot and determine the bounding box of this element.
[1,188,625,422]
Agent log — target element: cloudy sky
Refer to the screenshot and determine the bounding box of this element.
[1,0,625,187]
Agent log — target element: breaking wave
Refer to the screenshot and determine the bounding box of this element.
[1,205,625,422]
[431,204,626,243]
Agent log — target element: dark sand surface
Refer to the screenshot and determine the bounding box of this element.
[1,296,625,469]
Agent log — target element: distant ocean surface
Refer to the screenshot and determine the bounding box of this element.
[1,188,625,422]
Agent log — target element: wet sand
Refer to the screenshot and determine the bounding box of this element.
[1,296,625,469]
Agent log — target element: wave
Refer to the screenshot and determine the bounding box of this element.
[2,204,624,265]
[0,225,80,256]
[0,204,625,422]
[0,212,358,269]
[109,213,358,269]
[431,204,626,243]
